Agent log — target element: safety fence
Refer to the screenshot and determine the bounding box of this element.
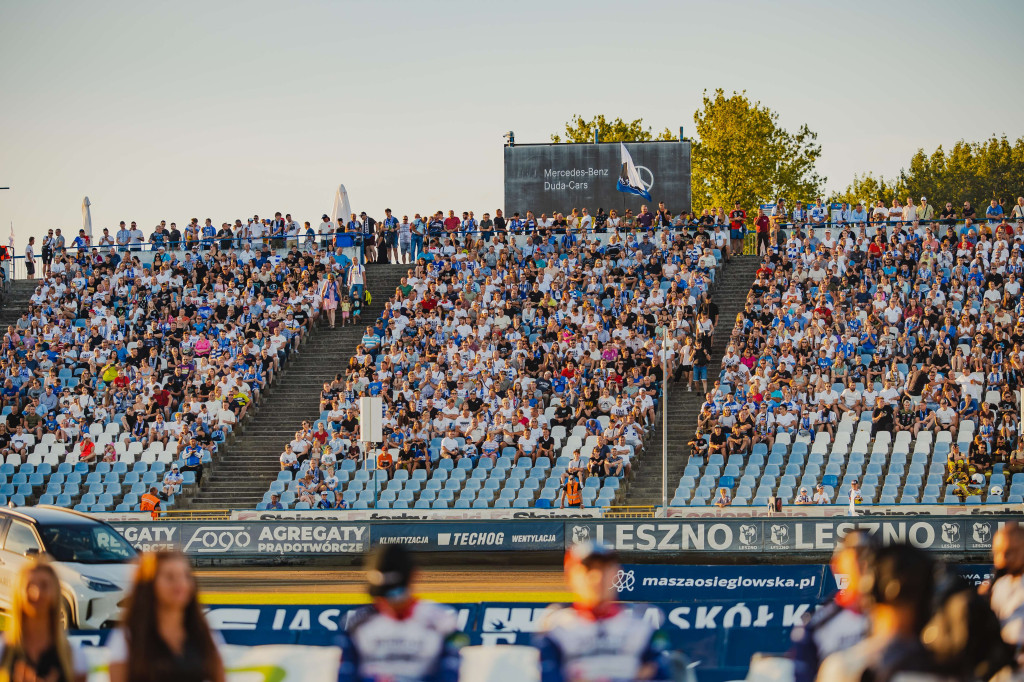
[4,213,1012,280]
[106,515,1018,558]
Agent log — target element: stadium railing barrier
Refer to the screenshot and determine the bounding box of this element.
[5,214,1010,280]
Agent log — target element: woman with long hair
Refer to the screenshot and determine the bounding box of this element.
[0,559,86,682]
[319,273,341,329]
[108,551,224,682]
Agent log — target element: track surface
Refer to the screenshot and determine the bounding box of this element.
[196,567,569,604]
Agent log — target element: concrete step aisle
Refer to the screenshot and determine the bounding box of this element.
[620,256,761,507]
[0,280,39,329]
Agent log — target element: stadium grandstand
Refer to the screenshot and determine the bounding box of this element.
[0,199,1021,514]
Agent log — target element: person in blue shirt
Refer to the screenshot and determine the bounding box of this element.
[383,209,399,263]
[411,215,426,258]
[201,219,217,249]
[180,436,205,483]
[986,199,1005,225]
[116,222,131,252]
[71,229,90,253]
[361,327,381,352]
[849,203,868,224]
[810,199,827,226]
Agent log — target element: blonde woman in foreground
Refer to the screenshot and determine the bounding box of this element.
[0,558,86,682]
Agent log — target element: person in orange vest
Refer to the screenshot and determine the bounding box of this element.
[560,472,583,509]
[376,448,395,480]
[140,486,162,520]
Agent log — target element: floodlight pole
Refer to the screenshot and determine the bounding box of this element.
[662,327,668,512]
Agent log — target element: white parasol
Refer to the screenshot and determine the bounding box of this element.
[331,184,351,228]
[82,196,93,240]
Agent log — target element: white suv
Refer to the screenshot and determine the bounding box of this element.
[0,506,137,629]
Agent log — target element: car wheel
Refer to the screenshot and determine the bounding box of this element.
[60,598,75,630]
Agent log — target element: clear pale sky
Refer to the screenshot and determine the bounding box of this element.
[1,0,1021,245]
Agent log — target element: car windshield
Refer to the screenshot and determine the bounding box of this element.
[38,523,137,564]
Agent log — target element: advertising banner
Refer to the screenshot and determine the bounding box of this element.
[612,564,832,603]
[109,516,1014,558]
[568,516,1012,554]
[111,521,369,556]
[370,521,563,552]
[503,141,692,217]
[202,604,478,646]
[661,504,1024,519]
[232,508,602,522]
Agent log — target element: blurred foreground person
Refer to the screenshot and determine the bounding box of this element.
[987,524,1024,640]
[535,542,673,682]
[920,564,1015,681]
[337,543,462,682]
[107,551,224,682]
[816,544,943,681]
[0,559,86,682]
[789,530,877,682]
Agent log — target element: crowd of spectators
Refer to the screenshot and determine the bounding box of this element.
[268,203,732,508]
[690,195,1024,506]
[17,192,1022,512]
[2,221,378,511]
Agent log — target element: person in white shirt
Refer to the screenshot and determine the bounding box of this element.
[318,215,334,248]
[279,445,298,471]
[813,484,831,504]
[347,262,366,301]
[24,238,36,279]
[848,480,863,515]
[901,197,917,222]
[162,465,183,496]
[579,208,593,232]
[439,429,461,462]
[129,226,145,250]
[888,199,903,222]
[933,399,959,429]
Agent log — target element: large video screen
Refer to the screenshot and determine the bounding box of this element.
[503,140,692,217]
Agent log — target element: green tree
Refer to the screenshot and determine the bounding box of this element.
[690,89,824,215]
[551,115,676,143]
[839,135,1024,211]
[829,172,903,207]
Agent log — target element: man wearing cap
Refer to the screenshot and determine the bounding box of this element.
[161,464,183,498]
[535,542,671,681]
[788,530,876,682]
[337,544,462,682]
[316,490,334,510]
[180,436,205,484]
[318,214,333,249]
[918,196,934,222]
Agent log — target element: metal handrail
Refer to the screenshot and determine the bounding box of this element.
[157,509,232,521]
[602,505,657,518]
